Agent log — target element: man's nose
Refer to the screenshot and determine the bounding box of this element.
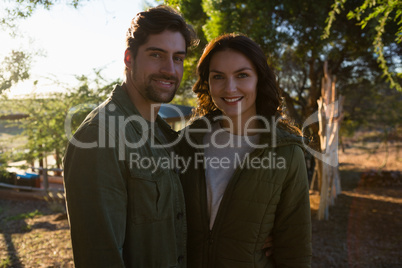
[160,58,175,77]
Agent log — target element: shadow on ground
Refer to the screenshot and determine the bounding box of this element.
[0,191,69,267]
[311,169,402,267]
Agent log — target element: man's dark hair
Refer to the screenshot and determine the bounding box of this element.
[126,5,198,60]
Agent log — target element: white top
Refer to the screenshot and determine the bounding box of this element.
[203,121,260,229]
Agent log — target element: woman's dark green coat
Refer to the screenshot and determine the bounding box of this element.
[177,116,312,268]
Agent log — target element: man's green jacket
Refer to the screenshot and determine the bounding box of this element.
[63,85,186,267]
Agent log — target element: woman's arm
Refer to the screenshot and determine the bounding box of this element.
[272,145,312,267]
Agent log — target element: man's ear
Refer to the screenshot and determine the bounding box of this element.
[124,49,133,69]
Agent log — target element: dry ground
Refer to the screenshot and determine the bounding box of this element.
[310,139,402,267]
[0,192,72,267]
[0,140,401,267]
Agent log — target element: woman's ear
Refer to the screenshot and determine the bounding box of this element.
[124,49,133,69]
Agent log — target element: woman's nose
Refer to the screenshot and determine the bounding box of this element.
[224,77,236,93]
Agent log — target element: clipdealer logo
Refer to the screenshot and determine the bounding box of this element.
[64,100,341,168]
[127,151,287,174]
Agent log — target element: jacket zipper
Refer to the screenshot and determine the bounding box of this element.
[204,147,265,267]
[193,124,266,267]
[196,147,214,268]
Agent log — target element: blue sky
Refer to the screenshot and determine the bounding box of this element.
[2,0,157,97]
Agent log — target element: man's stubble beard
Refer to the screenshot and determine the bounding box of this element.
[144,82,177,103]
[132,64,179,104]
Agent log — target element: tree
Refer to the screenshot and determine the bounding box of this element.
[0,72,119,172]
[323,0,402,91]
[0,0,88,94]
[165,0,401,134]
[0,146,7,175]
[340,74,402,143]
[1,0,86,31]
[0,50,36,93]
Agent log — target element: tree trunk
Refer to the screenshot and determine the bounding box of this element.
[316,61,344,220]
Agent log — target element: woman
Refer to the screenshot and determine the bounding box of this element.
[178,33,312,267]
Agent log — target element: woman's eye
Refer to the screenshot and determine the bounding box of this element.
[238,73,249,78]
[212,74,223,79]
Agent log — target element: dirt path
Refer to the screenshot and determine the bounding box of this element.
[311,169,402,267]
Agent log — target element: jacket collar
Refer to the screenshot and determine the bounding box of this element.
[108,84,176,138]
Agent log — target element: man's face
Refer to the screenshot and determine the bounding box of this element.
[126,30,186,104]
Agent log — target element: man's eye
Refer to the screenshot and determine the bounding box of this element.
[150,53,161,58]
[174,56,184,62]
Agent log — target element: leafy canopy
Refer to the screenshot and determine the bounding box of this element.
[322,0,402,91]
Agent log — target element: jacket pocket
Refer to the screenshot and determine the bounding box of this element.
[127,169,161,224]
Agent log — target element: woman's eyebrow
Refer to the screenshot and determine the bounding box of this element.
[210,67,253,73]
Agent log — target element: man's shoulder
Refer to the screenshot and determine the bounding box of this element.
[72,98,125,137]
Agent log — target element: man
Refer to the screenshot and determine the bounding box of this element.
[63,5,197,267]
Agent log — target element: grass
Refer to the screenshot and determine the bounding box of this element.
[6,210,42,221]
[0,257,11,268]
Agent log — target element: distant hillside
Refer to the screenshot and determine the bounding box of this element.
[0,121,23,135]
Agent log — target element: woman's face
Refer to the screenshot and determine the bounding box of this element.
[208,49,258,125]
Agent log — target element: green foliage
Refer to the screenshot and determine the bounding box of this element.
[323,0,402,91]
[6,209,42,221]
[165,0,208,105]
[0,0,87,95]
[166,0,401,139]
[0,72,119,170]
[322,0,347,39]
[340,76,402,137]
[0,151,7,175]
[0,256,11,268]
[162,1,328,113]
[0,50,32,94]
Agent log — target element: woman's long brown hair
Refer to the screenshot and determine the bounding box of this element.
[191,33,301,135]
